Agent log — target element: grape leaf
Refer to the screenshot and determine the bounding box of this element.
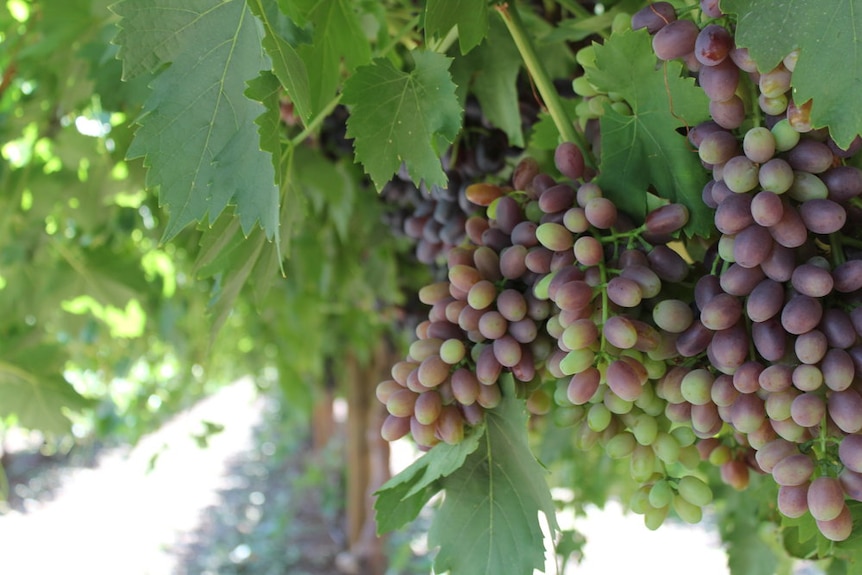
[722,0,862,149]
[586,29,713,237]
[715,484,780,575]
[374,426,484,534]
[115,0,280,241]
[529,100,579,152]
[342,51,462,190]
[451,16,524,147]
[247,0,313,124]
[0,347,92,435]
[428,379,558,575]
[425,0,490,55]
[290,0,372,114]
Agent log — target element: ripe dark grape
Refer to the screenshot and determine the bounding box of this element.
[652,20,699,61]
[631,2,676,34]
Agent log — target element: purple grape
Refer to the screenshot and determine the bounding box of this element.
[631,2,677,34]
[694,24,732,66]
[652,19,699,60]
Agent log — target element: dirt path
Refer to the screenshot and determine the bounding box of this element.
[0,378,264,575]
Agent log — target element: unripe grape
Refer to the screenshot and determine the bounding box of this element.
[649,479,674,509]
[677,475,713,507]
[672,494,703,524]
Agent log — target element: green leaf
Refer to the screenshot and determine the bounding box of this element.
[111,0,212,80]
[428,379,558,575]
[452,16,524,147]
[529,100,579,151]
[718,487,779,575]
[374,426,485,534]
[293,147,356,242]
[425,0,490,55]
[292,0,372,114]
[247,0,313,124]
[586,29,713,237]
[116,0,280,241]
[343,51,462,190]
[722,0,862,149]
[246,72,286,193]
[195,213,268,336]
[0,349,91,435]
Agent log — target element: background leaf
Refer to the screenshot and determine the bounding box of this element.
[425,0,490,55]
[428,379,558,575]
[247,0,313,124]
[342,51,462,189]
[451,17,525,147]
[722,0,862,149]
[290,0,372,114]
[586,29,713,237]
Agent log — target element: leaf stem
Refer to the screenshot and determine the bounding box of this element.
[428,22,460,54]
[289,95,342,148]
[495,3,595,168]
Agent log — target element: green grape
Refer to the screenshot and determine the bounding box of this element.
[606,431,638,458]
[649,479,675,509]
[677,475,713,506]
[653,431,681,464]
[588,403,613,432]
[672,494,703,524]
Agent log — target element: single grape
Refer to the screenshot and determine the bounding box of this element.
[652,299,694,333]
[772,453,815,486]
[759,64,792,99]
[555,142,586,181]
[799,198,846,234]
[822,166,862,202]
[777,483,810,518]
[698,59,739,102]
[709,96,746,129]
[786,138,835,174]
[606,358,646,401]
[829,389,862,433]
[743,126,776,163]
[631,2,677,33]
[652,19,699,60]
[789,392,825,427]
[723,155,760,193]
[539,184,576,214]
[584,197,618,229]
[756,439,799,473]
[816,504,852,541]
[757,159,794,195]
[787,171,828,202]
[759,363,794,392]
[808,476,846,522]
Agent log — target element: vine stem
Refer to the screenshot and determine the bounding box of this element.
[494,3,596,169]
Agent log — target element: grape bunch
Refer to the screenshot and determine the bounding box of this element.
[378,0,862,544]
[633,1,862,541]
[381,97,536,267]
[377,137,726,529]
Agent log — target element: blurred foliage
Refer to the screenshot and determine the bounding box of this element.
[0,0,409,449]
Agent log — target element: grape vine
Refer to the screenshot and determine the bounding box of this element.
[374,1,862,572]
[7,2,862,575]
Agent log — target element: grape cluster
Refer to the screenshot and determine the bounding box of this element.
[379,0,862,544]
[381,97,534,267]
[378,138,724,528]
[634,1,862,541]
